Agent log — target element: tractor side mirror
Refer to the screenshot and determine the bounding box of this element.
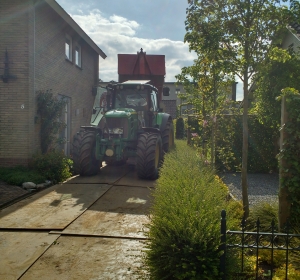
[163,87,170,96]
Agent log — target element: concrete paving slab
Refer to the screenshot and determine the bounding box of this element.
[67,164,132,184]
[62,186,151,238]
[21,236,145,280]
[115,168,157,188]
[0,184,110,229]
[0,231,59,280]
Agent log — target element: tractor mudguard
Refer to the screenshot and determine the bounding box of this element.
[141,127,160,134]
[156,113,172,132]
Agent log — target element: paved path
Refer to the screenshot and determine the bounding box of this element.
[0,165,154,279]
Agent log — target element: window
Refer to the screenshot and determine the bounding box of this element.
[75,44,81,67]
[150,91,158,111]
[65,34,72,61]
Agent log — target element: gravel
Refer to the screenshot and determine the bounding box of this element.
[219,173,279,207]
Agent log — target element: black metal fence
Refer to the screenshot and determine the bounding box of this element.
[220,210,300,279]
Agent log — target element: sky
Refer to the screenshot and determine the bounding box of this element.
[56,0,243,100]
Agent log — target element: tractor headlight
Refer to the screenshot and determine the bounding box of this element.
[108,127,124,134]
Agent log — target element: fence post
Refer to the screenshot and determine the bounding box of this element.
[220,210,227,280]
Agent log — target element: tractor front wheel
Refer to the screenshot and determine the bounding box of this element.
[78,131,100,176]
[71,130,84,175]
[136,132,162,180]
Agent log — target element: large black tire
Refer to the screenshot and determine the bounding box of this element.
[79,131,100,176]
[71,130,85,175]
[136,132,162,180]
[162,120,175,154]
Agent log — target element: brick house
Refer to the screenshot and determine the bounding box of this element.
[0,0,106,167]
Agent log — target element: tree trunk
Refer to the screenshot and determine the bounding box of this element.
[242,71,249,218]
[278,96,290,229]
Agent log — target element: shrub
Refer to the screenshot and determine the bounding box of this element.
[143,140,242,279]
[0,166,46,186]
[273,264,300,280]
[246,202,278,232]
[215,115,278,173]
[176,117,185,139]
[31,151,73,183]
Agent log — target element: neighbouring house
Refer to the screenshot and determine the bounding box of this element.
[0,0,106,167]
[161,82,188,118]
[282,24,300,50]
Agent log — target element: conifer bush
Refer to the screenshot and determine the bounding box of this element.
[176,117,185,139]
[143,140,242,279]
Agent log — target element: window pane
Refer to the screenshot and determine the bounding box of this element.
[65,42,70,59]
[75,50,79,65]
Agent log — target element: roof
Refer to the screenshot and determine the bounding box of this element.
[118,49,165,76]
[44,0,107,59]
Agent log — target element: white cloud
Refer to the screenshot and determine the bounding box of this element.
[109,15,139,29]
[70,10,197,82]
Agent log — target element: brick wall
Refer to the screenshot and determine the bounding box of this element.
[0,0,101,166]
[0,0,31,166]
[161,100,177,119]
[34,1,99,151]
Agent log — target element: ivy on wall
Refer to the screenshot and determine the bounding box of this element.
[36,90,67,154]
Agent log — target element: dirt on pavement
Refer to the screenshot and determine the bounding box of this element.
[0,180,29,208]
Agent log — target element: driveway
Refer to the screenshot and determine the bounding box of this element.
[0,164,155,279]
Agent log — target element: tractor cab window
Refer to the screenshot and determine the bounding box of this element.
[150,91,158,112]
[114,89,148,110]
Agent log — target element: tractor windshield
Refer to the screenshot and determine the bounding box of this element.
[114,89,148,110]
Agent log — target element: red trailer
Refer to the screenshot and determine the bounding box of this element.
[118,48,165,101]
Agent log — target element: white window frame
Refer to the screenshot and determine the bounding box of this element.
[65,34,72,61]
[75,44,81,67]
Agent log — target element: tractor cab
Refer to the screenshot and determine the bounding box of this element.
[101,80,161,129]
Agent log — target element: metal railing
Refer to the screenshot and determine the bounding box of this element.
[220,210,300,279]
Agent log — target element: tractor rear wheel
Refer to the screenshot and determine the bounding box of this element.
[79,131,100,176]
[136,132,162,180]
[71,130,84,175]
[162,120,175,154]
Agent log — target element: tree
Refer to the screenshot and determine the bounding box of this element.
[253,47,300,122]
[184,0,290,217]
[176,58,235,162]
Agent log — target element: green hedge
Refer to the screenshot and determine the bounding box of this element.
[143,140,242,279]
[215,115,278,173]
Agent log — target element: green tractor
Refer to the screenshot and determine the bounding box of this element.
[72,80,174,180]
